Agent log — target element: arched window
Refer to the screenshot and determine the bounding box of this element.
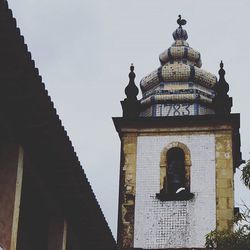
[156,142,194,201]
[165,147,186,194]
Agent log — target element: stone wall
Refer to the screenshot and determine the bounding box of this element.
[215,132,234,230]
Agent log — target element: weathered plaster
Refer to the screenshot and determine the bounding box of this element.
[134,134,216,249]
[118,133,137,249]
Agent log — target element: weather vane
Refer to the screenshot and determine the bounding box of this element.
[177,15,187,28]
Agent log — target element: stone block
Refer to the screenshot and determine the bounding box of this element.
[124,143,136,154]
[217,220,229,231]
[217,209,233,220]
[227,197,233,209]
[217,178,232,188]
[217,188,233,198]
[217,168,232,179]
[217,197,227,209]
[216,159,232,169]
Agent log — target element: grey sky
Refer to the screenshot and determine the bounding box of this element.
[7,0,250,238]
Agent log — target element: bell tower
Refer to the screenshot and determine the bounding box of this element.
[113,16,243,249]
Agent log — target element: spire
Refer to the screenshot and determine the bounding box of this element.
[121,64,141,118]
[213,61,232,115]
[217,61,229,93]
[124,64,139,100]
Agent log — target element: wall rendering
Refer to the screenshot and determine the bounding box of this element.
[134,134,216,249]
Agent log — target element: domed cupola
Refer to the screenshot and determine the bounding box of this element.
[140,15,217,117]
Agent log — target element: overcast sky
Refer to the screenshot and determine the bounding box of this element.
[7,0,250,238]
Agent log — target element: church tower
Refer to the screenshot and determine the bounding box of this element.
[113,16,243,249]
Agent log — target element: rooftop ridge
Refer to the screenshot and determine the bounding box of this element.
[0,0,116,247]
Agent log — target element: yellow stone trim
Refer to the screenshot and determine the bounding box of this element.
[120,124,233,134]
[119,133,137,248]
[215,133,234,231]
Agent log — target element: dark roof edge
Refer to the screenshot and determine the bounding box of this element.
[0,0,116,247]
[113,114,240,132]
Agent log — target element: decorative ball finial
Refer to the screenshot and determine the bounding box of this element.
[129,63,135,82]
[220,60,224,69]
[213,61,232,115]
[121,64,141,118]
[130,63,134,71]
[217,60,229,92]
[125,64,139,99]
[218,60,226,83]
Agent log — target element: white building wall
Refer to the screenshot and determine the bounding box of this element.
[134,134,216,249]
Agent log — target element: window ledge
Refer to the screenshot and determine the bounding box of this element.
[156,191,194,201]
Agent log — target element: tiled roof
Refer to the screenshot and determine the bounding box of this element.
[0,1,116,249]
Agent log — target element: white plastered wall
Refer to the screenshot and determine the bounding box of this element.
[134,134,216,249]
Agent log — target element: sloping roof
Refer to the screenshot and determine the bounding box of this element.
[0,1,116,249]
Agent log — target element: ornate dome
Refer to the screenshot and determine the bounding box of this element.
[172,26,188,41]
[140,18,217,117]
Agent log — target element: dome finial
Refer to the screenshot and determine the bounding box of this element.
[173,15,188,41]
[120,64,141,118]
[220,60,224,69]
[130,63,134,71]
[125,64,138,99]
[177,15,187,28]
[213,61,232,115]
[219,60,226,80]
[129,63,135,83]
